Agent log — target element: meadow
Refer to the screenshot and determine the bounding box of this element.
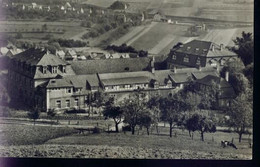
[0,122,252,159]
[0,21,87,40]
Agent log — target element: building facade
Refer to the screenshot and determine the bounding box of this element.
[7,46,236,112]
[167,40,238,69]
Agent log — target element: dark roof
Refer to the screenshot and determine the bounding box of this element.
[153,70,175,86]
[168,67,218,84]
[169,40,237,67]
[173,40,237,57]
[64,74,99,88]
[10,48,67,66]
[169,73,190,84]
[195,75,229,87]
[70,57,151,75]
[46,78,73,88]
[102,76,150,86]
[195,75,236,99]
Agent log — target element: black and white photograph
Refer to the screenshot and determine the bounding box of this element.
[0,0,254,162]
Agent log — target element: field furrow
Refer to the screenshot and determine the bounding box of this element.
[127,22,158,46]
[111,26,146,46]
[199,29,237,46]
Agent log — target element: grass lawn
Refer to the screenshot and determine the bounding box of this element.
[0,124,77,145]
[44,127,252,159]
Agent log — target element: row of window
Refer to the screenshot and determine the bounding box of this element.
[50,88,81,93]
[42,65,66,74]
[172,54,201,65]
[104,84,149,91]
[56,99,79,108]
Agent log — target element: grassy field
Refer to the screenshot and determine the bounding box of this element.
[112,22,192,54]
[0,124,77,145]
[0,21,86,40]
[0,116,252,159]
[0,125,252,159]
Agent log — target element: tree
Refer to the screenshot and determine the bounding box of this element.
[186,113,216,141]
[160,93,187,138]
[137,110,153,135]
[227,94,253,142]
[147,96,161,134]
[103,98,123,132]
[27,107,41,125]
[122,92,147,135]
[47,108,56,125]
[243,63,253,85]
[232,31,254,66]
[94,91,107,115]
[220,58,245,77]
[229,73,249,96]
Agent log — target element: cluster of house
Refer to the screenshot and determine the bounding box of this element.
[55,48,137,61]
[1,1,104,15]
[6,39,238,112]
[0,45,24,58]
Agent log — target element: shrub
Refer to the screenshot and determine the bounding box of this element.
[65,109,86,114]
[93,127,101,134]
[122,125,131,131]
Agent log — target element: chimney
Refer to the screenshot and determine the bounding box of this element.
[225,71,229,82]
[152,67,155,74]
[211,45,215,51]
[173,66,177,73]
[202,24,206,31]
[220,44,224,51]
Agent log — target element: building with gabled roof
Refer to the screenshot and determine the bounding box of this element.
[167,39,237,69]
[7,48,75,107]
[6,46,236,111]
[195,73,236,107]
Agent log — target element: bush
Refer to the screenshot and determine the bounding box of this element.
[93,127,101,134]
[122,125,131,131]
[65,109,86,114]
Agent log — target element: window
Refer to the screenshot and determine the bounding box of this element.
[52,66,58,73]
[66,100,70,108]
[63,66,66,73]
[172,54,176,60]
[56,100,61,108]
[183,56,189,63]
[66,88,71,93]
[125,85,130,89]
[75,99,79,106]
[43,66,47,74]
[196,57,200,65]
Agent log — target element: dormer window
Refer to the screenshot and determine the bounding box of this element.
[63,65,66,73]
[52,66,58,73]
[43,66,47,74]
[172,54,177,60]
[183,56,189,63]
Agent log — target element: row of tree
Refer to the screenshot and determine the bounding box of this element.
[106,44,148,57]
[102,75,252,142]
